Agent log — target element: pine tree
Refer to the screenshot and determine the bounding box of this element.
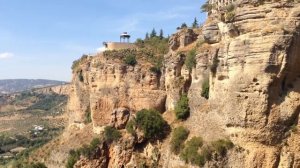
[145,33,149,40]
[192,17,199,28]
[150,28,157,38]
[181,23,188,29]
[159,29,164,39]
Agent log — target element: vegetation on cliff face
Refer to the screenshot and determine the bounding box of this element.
[126,109,168,140]
[104,126,121,143]
[185,49,197,71]
[66,138,101,168]
[170,126,189,154]
[175,94,190,120]
[201,78,210,99]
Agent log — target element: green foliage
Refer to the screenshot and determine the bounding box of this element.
[104,126,121,143]
[159,29,164,39]
[66,149,80,168]
[126,119,136,135]
[71,55,88,71]
[180,137,204,166]
[201,1,213,13]
[27,94,67,111]
[150,55,163,74]
[185,49,197,71]
[225,11,236,22]
[145,33,150,40]
[201,78,210,99]
[66,138,101,168]
[123,54,137,66]
[181,23,188,29]
[211,139,234,156]
[150,28,157,38]
[174,94,190,120]
[192,17,199,28]
[84,106,92,124]
[225,3,235,12]
[170,126,189,154]
[135,109,167,140]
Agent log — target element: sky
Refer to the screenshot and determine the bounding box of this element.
[0,0,206,81]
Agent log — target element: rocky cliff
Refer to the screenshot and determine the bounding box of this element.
[44,1,300,168]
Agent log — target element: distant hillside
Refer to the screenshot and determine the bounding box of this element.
[0,79,67,94]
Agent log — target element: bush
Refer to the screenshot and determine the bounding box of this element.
[201,78,209,99]
[174,94,190,120]
[211,139,234,156]
[225,11,235,22]
[180,137,204,166]
[126,119,136,135]
[124,54,137,66]
[185,49,197,71]
[225,3,235,12]
[104,126,121,143]
[66,138,101,168]
[201,1,213,13]
[170,126,189,154]
[135,109,167,140]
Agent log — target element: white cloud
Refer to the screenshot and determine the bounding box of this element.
[0,52,14,60]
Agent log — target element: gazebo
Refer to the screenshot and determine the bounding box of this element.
[120,32,131,43]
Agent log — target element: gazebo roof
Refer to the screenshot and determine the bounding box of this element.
[120,32,130,38]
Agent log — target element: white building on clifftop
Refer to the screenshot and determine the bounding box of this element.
[102,32,136,51]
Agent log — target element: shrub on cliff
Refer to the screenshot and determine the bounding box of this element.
[123,54,137,66]
[201,78,209,99]
[135,109,168,140]
[66,138,101,168]
[104,126,121,143]
[174,94,190,120]
[170,126,189,154]
[185,49,197,71]
[201,1,213,13]
[180,137,204,166]
[126,119,136,135]
[211,139,234,156]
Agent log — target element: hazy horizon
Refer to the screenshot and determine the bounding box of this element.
[0,0,206,81]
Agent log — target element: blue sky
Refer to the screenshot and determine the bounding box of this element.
[0,0,206,81]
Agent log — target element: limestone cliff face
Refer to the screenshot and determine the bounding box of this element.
[68,54,166,133]
[65,2,300,168]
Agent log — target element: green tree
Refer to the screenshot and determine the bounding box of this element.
[170,126,189,154]
[180,137,204,166]
[145,32,150,40]
[123,54,137,66]
[192,17,199,28]
[201,1,213,13]
[104,126,121,143]
[181,23,188,29]
[135,109,167,139]
[174,94,190,120]
[150,28,157,38]
[159,29,164,39]
[185,49,197,71]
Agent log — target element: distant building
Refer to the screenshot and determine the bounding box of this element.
[102,32,136,51]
